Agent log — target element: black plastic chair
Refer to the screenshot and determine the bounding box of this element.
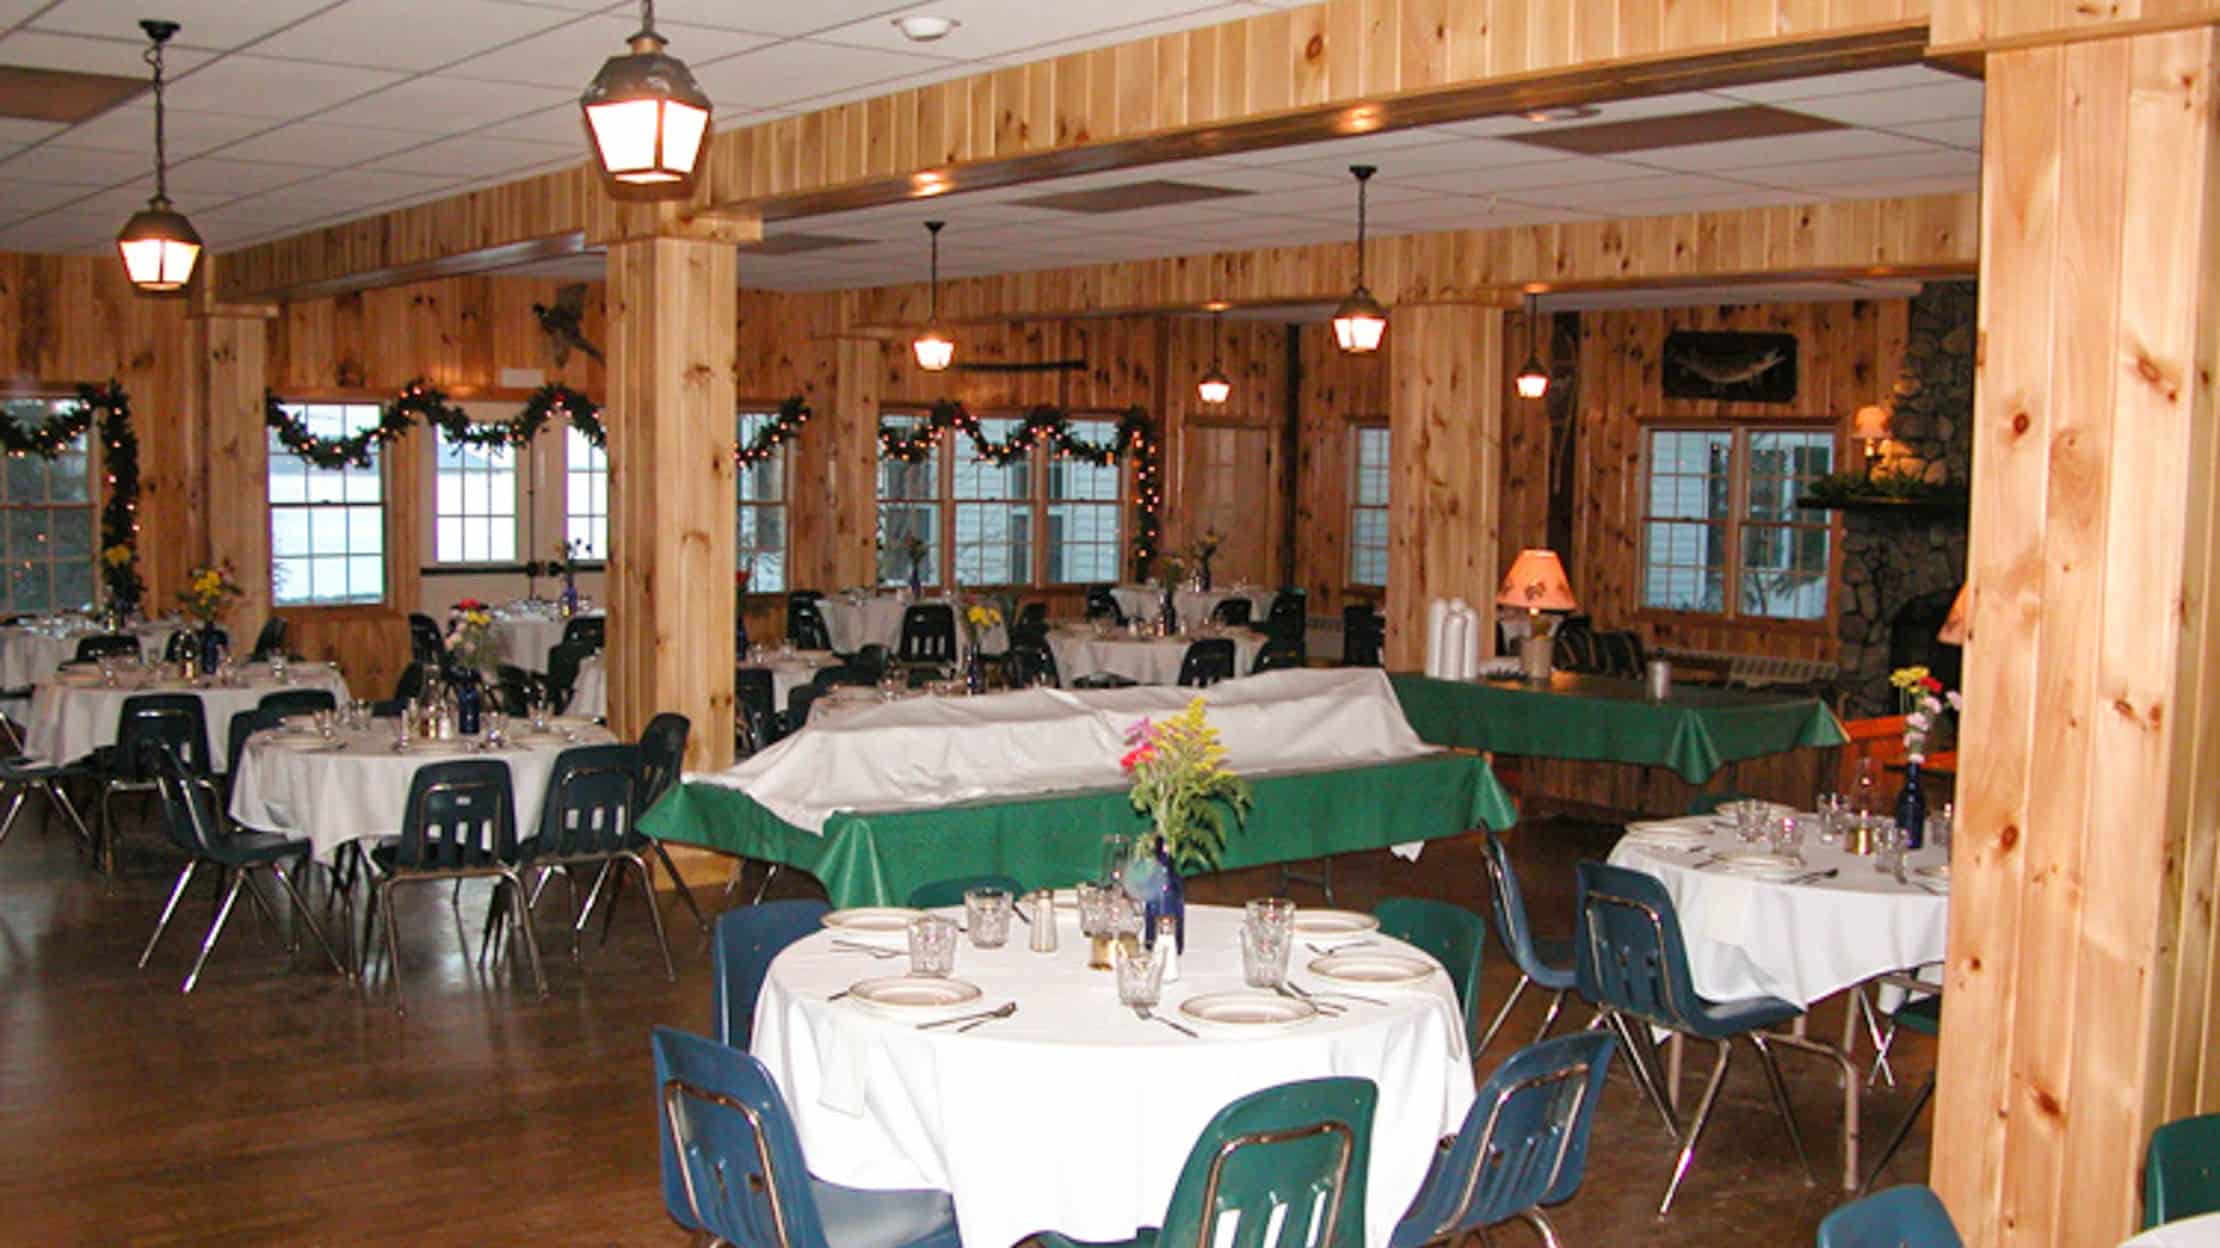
[162,629,194,663]
[258,688,336,721]
[1552,618,1601,674]
[789,598,834,651]
[733,612,749,655]
[1342,605,1385,668]
[363,758,545,1011]
[712,899,831,1048]
[1007,639,1061,689]
[222,706,278,806]
[74,633,141,663]
[1177,637,1237,687]
[518,743,672,981]
[389,660,430,706]
[494,663,542,716]
[406,613,445,666]
[896,603,958,668]
[636,712,706,934]
[140,743,347,994]
[545,640,593,711]
[1254,634,1305,672]
[1592,630,1646,679]
[786,683,823,731]
[1084,586,1125,625]
[1212,597,1253,627]
[247,616,288,662]
[734,667,777,754]
[813,664,878,690]
[560,615,605,650]
[97,693,211,883]
[1266,588,1307,640]
[0,751,93,862]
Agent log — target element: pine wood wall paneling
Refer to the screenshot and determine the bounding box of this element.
[1293,322,1389,614]
[1931,0,2220,53]
[268,277,607,398]
[822,338,882,594]
[1160,316,1288,584]
[1934,27,2220,1245]
[195,312,273,660]
[1385,305,1503,670]
[1498,307,1554,568]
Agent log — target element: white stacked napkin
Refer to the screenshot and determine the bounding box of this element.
[1423,598,1483,679]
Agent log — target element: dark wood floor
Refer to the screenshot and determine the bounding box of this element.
[0,796,1933,1247]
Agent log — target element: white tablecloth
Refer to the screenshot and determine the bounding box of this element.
[694,667,1429,835]
[2124,1213,2220,1246]
[24,662,350,770]
[1608,818,1951,1006]
[755,903,1474,1248]
[228,718,616,863]
[1046,625,1267,687]
[568,655,606,719]
[742,650,839,709]
[816,594,1006,657]
[1109,584,1276,627]
[0,619,178,689]
[492,608,602,671]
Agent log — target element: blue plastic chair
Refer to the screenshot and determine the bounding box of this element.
[1478,828,1578,1056]
[1373,897,1488,1042]
[905,873,1025,909]
[1576,860,1831,1214]
[712,899,831,1049]
[1032,1076,1379,1248]
[1816,1185,1963,1247]
[652,1026,962,1248]
[2146,1111,2220,1228]
[1389,1031,1617,1247]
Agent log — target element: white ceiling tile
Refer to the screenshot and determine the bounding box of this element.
[0,217,109,251]
[1713,65,1972,105]
[1620,127,1950,173]
[45,103,272,159]
[1777,81,1984,128]
[358,132,579,177]
[1740,147,1979,193]
[1397,156,1665,196]
[1439,91,1738,138]
[160,155,332,196]
[986,4,1257,64]
[324,74,575,134]
[0,28,214,76]
[0,142,145,184]
[201,119,427,167]
[1251,135,1564,181]
[476,103,591,146]
[686,36,954,111]
[651,0,912,38]
[1884,117,1983,151]
[162,56,408,118]
[0,180,112,220]
[29,0,336,51]
[0,118,68,144]
[444,14,775,89]
[818,0,1238,62]
[252,0,583,71]
[0,0,53,25]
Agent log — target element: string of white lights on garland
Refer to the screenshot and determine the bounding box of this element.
[878,400,1162,578]
[3,383,145,610]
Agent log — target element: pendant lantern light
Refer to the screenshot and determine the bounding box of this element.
[1197,308,1231,405]
[1331,164,1388,354]
[911,221,955,372]
[1515,292,1550,399]
[580,0,712,197]
[116,20,201,296]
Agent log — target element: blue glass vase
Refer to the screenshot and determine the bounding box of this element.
[1137,836,1186,954]
[907,559,923,597]
[1897,761,1928,850]
[454,670,484,736]
[197,624,223,672]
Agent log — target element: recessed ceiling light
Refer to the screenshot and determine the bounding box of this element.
[1520,104,1601,124]
[892,15,960,42]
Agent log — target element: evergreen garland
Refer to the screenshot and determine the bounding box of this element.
[0,383,142,609]
[735,395,811,464]
[263,382,444,469]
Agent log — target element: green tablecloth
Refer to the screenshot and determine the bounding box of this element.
[1389,671,1846,784]
[643,751,1515,908]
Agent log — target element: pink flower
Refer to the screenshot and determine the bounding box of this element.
[1123,717,1153,747]
[1119,743,1156,772]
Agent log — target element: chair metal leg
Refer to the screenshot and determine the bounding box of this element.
[1276,855,1336,904]
[1478,975,1530,1057]
[138,859,200,967]
[1532,988,1568,1043]
[1659,1038,1733,1215]
[1858,1074,1935,1195]
[42,780,92,859]
[1765,1029,1863,1191]
[182,868,248,994]
[268,861,352,980]
[498,869,549,999]
[573,862,617,962]
[237,869,293,951]
[648,839,707,933]
[1516,1209,1563,1248]
[1603,1010,1682,1141]
[626,852,677,983]
[750,861,781,907]
[1747,1033,1818,1185]
[0,785,27,850]
[377,880,406,1014]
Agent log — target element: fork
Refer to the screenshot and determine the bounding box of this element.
[917,1002,1017,1031]
[830,939,902,959]
[1286,980,1387,1008]
[1305,939,1376,956]
[1134,1004,1197,1037]
[1277,983,1344,1015]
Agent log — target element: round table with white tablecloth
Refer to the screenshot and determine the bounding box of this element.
[753,902,1474,1248]
[2124,1214,2220,1246]
[491,606,601,671]
[1109,584,1276,627]
[228,716,615,864]
[24,661,350,770]
[567,654,607,719]
[0,618,179,689]
[815,593,1004,657]
[1045,624,1266,688]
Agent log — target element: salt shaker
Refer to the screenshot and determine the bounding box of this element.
[1027,889,1058,953]
[1155,915,1180,983]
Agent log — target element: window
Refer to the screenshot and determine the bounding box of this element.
[432,438,517,563]
[875,411,1126,589]
[1349,425,1390,587]
[0,400,95,613]
[736,411,786,594]
[1641,426,1835,621]
[270,403,385,605]
[564,426,608,560]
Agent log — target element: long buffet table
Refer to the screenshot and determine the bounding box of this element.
[643,669,1515,907]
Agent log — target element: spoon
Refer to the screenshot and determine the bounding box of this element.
[916,1002,1016,1031]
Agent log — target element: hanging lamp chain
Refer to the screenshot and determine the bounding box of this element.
[145,34,169,202]
[641,0,656,35]
[1212,309,1223,367]
[1350,165,1376,290]
[926,221,944,323]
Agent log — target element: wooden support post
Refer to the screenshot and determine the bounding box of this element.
[603,236,738,771]
[1385,305,1504,671]
[190,306,271,648]
[827,338,882,591]
[1933,25,2220,1245]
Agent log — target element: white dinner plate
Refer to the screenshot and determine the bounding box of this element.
[1718,799,1795,821]
[1915,863,1950,879]
[1708,851,1805,880]
[1622,827,1712,850]
[1307,951,1436,987]
[823,907,923,941]
[1290,909,1381,936]
[1179,991,1318,1032]
[267,733,336,751]
[846,976,982,1018]
[396,738,476,755]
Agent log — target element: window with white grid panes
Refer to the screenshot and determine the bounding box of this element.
[877,428,940,589]
[736,411,786,594]
[1640,425,1835,621]
[1348,425,1390,587]
[1045,419,1123,584]
[269,403,385,605]
[0,400,96,614]
[431,436,517,564]
[952,417,1032,587]
[564,426,608,561]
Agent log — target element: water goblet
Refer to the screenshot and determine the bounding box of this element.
[1768,814,1808,864]
[1244,897,1296,937]
[1114,937,1166,1010]
[964,887,1013,949]
[1733,803,1767,844]
[1100,834,1134,891]
[1925,804,1954,854]
[1239,917,1292,989]
[1815,792,1848,844]
[1872,817,1907,878]
[906,914,959,977]
[485,710,508,747]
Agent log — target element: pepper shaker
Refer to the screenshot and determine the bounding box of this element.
[1028,889,1058,953]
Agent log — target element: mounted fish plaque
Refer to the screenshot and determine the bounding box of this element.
[1661,330,1798,403]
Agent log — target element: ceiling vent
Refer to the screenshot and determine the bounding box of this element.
[0,65,146,123]
[1502,104,1844,156]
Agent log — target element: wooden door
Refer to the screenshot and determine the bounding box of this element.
[1182,424,1276,585]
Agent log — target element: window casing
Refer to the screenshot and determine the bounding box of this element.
[564,427,608,561]
[0,400,96,613]
[270,402,386,605]
[736,411,787,594]
[1640,425,1835,622]
[433,439,517,564]
[875,411,1126,589]
[1348,425,1390,588]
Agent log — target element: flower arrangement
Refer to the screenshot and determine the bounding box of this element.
[1890,665,1962,764]
[177,563,243,625]
[1190,530,1222,563]
[446,598,497,672]
[903,534,928,567]
[963,601,1004,647]
[1151,553,1186,590]
[1119,696,1252,872]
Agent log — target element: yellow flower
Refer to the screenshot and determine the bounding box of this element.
[102,544,132,568]
[1889,665,1931,691]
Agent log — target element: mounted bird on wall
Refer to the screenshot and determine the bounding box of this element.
[1661,330,1798,402]
[533,283,603,367]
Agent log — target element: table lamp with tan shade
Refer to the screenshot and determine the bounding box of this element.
[1497,548,1578,680]
[1853,404,1893,471]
